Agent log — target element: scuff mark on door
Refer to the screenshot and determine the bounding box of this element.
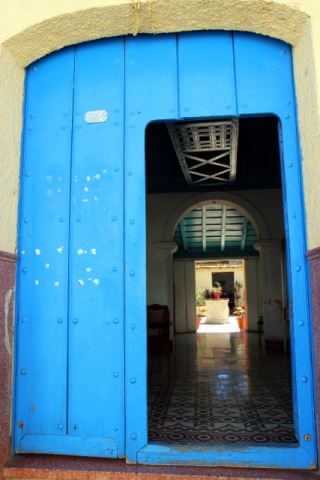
[4,287,13,357]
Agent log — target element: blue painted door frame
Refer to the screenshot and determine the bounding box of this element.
[15,32,317,469]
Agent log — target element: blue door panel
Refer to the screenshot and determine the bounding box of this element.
[20,434,117,458]
[233,32,317,465]
[177,31,237,118]
[15,48,74,446]
[124,34,179,462]
[233,32,294,116]
[68,39,125,453]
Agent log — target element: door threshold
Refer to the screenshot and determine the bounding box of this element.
[137,442,313,469]
[3,454,317,480]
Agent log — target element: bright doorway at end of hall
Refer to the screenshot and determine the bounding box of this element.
[195,259,247,334]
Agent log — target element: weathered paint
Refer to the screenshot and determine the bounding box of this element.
[15,48,74,447]
[68,38,125,455]
[4,288,13,356]
[137,443,317,469]
[0,251,17,467]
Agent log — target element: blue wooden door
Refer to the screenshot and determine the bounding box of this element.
[15,31,317,468]
[15,39,125,458]
[123,32,317,469]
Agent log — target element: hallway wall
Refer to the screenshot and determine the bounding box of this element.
[173,260,197,333]
[245,257,263,330]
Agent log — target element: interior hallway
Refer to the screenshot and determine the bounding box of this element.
[148,328,296,445]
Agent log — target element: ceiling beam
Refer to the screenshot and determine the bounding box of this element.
[220,206,227,252]
[180,220,188,251]
[241,217,248,251]
[167,120,239,186]
[202,206,207,253]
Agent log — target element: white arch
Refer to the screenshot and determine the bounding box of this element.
[162,191,270,242]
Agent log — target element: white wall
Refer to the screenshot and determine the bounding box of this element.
[173,260,197,333]
[195,265,245,305]
[245,257,263,330]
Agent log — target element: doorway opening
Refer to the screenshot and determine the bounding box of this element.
[146,115,295,446]
[195,259,245,334]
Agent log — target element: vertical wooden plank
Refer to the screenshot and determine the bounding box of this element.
[15,48,74,447]
[234,32,317,465]
[178,31,237,118]
[124,34,178,462]
[68,39,125,455]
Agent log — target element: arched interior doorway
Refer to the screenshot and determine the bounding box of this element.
[15,31,316,468]
[171,200,260,334]
[157,191,271,336]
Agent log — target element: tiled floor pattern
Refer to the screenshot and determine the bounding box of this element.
[148,327,296,445]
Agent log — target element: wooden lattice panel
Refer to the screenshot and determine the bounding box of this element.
[167,120,239,185]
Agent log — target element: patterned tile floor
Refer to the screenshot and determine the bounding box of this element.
[148,323,296,445]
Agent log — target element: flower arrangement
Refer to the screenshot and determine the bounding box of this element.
[212,281,223,293]
[203,282,223,300]
[232,306,245,318]
[196,288,206,306]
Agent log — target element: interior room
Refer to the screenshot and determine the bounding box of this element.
[195,258,247,333]
[146,116,295,445]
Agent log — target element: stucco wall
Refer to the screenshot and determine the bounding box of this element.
[0,0,320,253]
[196,265,245,300]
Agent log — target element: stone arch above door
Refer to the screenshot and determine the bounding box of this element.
[2,0,310,67]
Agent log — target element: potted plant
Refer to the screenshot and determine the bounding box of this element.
[196,288,206,307]
[195,289,206,328]
[212,281,223,299]
[233,306,246,329]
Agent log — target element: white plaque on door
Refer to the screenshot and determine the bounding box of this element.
[84,110,108,123]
